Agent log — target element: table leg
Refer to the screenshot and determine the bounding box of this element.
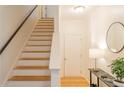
[97,77,99,87]
[90,71,92,86]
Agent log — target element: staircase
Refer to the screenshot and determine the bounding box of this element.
[5,18,54,87]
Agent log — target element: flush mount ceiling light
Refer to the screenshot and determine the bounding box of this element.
[73,6,85,12]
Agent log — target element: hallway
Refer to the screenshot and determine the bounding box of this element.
[0,5,124,87]
[61,77,89,87]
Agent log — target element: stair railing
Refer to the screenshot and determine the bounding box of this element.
[0,5,38,54]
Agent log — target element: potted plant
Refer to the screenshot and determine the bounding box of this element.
[109,57,124,87]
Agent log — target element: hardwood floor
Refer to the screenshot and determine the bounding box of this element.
[61,77,89,87]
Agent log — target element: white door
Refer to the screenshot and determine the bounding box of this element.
[64,34,82,76]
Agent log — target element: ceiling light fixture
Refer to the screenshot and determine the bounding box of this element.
[73,6,85,13]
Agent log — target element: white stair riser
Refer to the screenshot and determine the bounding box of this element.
[21,53,50,58]
[27,41,51,45]
[31,32,53,35]
[24,46,51,51]
[12,70,50,76]
[17,60,49,66]
[29,36,52,40]
[5,81,50,87]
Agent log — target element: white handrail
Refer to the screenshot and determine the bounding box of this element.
[49,32,60,87]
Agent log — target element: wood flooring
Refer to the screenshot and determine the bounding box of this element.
[61,77,89,87]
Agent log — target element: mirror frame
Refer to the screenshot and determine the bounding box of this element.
[106,22,124,53]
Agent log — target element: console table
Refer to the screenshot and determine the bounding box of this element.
[89,68,116,87]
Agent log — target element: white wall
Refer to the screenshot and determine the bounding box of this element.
[89,6,124,86]
[0,6,32,49]
[47,5,59,33]
[0,5,41,85]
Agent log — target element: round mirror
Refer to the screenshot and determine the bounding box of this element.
[106,22,124,53]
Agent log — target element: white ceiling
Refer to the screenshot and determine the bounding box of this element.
[60,5,91,19]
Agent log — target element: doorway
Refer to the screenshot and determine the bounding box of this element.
[64,34,82,76]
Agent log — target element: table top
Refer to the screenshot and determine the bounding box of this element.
[89,68,116,87]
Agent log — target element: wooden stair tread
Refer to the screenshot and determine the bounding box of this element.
[34,26,54,29]
[20,57,50,60]
[37,21,53,23]
[39,18,53,19]
[33,31,53,33]
[14,66,49,70]
[35,25,53,27]
[39,17,53,19]
[27,44,52,46]
[34,28,54,30]
[32,31,53,33]
[39,19,53,20]
[37,20,53,22]
[28,39,52,41]
[26,44,51,46]
[26,45,51,47]
[32,33,53,34]
[37,19,53,21]
[36,24,53,26]
[38,21,53,23]
[31,35,52,37]
[36,21,54,23]
[38,20,53,22]
[22,50,50,53]
[33,29,54,31]
[39,18,53,21]
[35,26,53,28]
[9,76,51,81]
[38,19,53,20]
